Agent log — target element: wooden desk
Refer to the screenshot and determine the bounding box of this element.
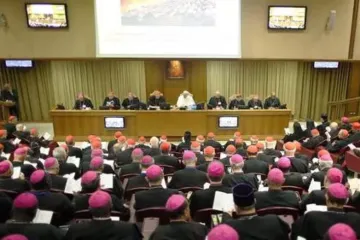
[50,110,292,141]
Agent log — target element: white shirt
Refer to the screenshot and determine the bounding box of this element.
[177,95,195,108]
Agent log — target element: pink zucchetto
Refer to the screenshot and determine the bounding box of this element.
[230,154,244,164]
[13,192,38,209]
[267,168,285,185]
[30,170,46,184]
[207,224,239,240]
[207,161,225,177]
[140,155,154,166]
[328,223,357,240]
[183,150,196,161]
[165,194,186,212]
[328,183,349,199]
[146,165,163,180]
[278,157,291,170]
[327,168,343,184]
[1,234,29,240]
[88,190,111,208]
[132,148,144,156]
[0,161,11,175]
[14,148,27,155]
[90,156,104,169]
[81,171,98,185]
[44,157,58,169]
[91,149,103,158]
[341,117,349,123]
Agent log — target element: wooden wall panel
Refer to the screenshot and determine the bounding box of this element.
[346,62,360,115]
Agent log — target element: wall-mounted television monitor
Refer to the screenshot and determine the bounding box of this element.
[314,61,339,69]
[218,116,239,129]
[268,6,307,30]
[25,3,69,28]
[104,117,125,129]
[5,60,33,68]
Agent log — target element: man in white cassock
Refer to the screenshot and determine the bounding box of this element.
[176,90,195,109]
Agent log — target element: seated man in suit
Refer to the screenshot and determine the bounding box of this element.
[44,157,67,192]
[189,161,232,217]
[280,142,308,174]
[134,165,178,211]
[292,183,360,240]
[223,131,241,150]
[53,147,80,179]
[302,129,325,150]
[122,92,141,109]
[203,132,223,151]
[144,137,161,157]
[224,184,290,240]
[136,136,150,150]
[148,90,166,109]
[327,129,351,153]
[264,92,281,109]
[228,94,246,110]
[220,145,237,168]
[168,151,208,189]
[150,194,208,240]
[102,91,120,109]
[65,135,82,159]
[190,141,206,165]
[66,190,142,240]
[154,142,180,170]
[255,168,300,210]
[243,146,269,175]
[197,146,216,172]
[349,122,360,143]
[119,148,143,179]
[106,131,122,155]
[222,154,259,190]
[74,92,94,110]
[247,94,263,109]
[277,157,307,190]
[301,167,343,211]
[208,90,227,109]
[0,160,30,194]
[0,192,63,239]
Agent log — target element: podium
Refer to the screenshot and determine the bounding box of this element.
[0,101,15,123]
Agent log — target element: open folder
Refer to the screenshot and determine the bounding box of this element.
[212,191,234,212]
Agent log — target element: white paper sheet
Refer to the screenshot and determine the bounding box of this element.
[64,178,82,194]
[258,184,268,192]
[100,174,114,189]
[12,167,21,179]
[220,153,227,159]
[308,179,321,193]
[161,178,167,189]
[62,173,75,179]
[42,132,51,140]
[24,161,37,168]
[81,142,90,149]
[312,158,319,164]
[33,209,53,224]
[306,204,327,213]
[103,160,114,170]
[13,138,21,145]
[348,143,356,150]
[297,236,306,240]
[1,152,10,159]
[40,147,50,155]
[212,191,234,212]
[67,156,80,168]
[284,128,290,135]
[203,182,210,189]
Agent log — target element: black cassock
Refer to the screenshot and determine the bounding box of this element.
[264,97,281,109]
[149,221,208,240]
[208,96,227,109]
[74,98,94,110]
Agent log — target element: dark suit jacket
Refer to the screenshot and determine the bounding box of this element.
[144,148,161,157]
[125,174,149,196]
[3,123,16,140]
[59,162,80,179]
[283,172,307,189]
[228,99,246,109]
[107,139,117,154]
[134,186,178,210]
[74,98,94,110]
[247,99,263,109]
[195,152,206,165]
[122,97,140,109]
[0,223,63,240]
[264,97,281,109]
[148,96,166,107]
[119,162,141,177]
[154,154,180,170]
[189,185,232,217]
[115,148,134,166]
[222,172,259,190]
[349,132,360,143]
[243,158,269,175]
[300,189,326,211]
[49,174,67,191]
[302,135,325,149]
[0,177,30,194]
[176,142,191,152]
[168,167,208,189]
[68,146,82,160]
[149,221,208,240]
[203,140,223,151]
[255,189,300,210]
[102,97,121,109]
[0,138,16,153]
[257,153,276,165]
[208,96,227,109]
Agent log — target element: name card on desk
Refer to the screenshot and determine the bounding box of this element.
[40,147,50,155]
[100,174,114,189]
[67,156,80,168]
[213,191,234,212]
[33,209,53,224]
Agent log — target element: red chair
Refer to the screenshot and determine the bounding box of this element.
[193,208,223,227]
[299,147,316,159]
[281,186,306,197]
[178,187,203,194]
[345,151,360,177]
[124,187,149,201]
[256,207,299,229]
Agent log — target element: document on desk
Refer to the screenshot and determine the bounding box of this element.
[212,191,234,212]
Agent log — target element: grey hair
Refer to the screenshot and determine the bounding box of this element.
[319,160,333,171]
[150,137,159,148]
[53,147,67,163]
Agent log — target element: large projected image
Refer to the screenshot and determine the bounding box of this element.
[121,0,216,26]
[95,0,241,58]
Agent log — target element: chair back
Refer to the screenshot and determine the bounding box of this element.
[135,207,169,225]
[120,173,140,182]
[0,189,18,200]
[281,186,305,197]
[125,187,149,201]
[256,207,299,229]
[194,208,223,228]
[172,152,183,159]
[254,173,267,181]
[73,210,125,222]
[344,205,359,213]
[158,165,176,176]
[178,186,203,194]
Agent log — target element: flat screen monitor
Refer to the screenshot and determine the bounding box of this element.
[314,61,339,69]
[268,6,307,30]
[25,3,69,28]
[5,60,33,68]
[104,117,125,129]
[218,116,239,129]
